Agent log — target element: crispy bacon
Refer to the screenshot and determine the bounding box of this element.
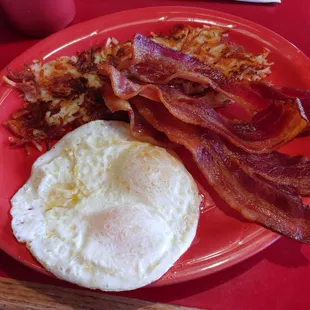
[130,33,273,112]
[250,83,310,106]
[281,88,310,116]
[101,72,310,241]
[241,82,310,119]
[130,97,310,243]
[226,143,310,196]
[102,83,176,148]
[130,34,310,125]
[99,64,308,154]
[249,82,310,135]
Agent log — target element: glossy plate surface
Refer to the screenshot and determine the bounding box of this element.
[1,6,310,287]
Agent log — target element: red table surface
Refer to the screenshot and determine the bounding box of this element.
[1,1,310,309]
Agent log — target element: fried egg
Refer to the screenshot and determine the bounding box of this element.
[11,120,201,291]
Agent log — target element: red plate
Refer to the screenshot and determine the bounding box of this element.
[1,6,310,287]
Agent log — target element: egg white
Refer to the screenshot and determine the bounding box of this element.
[11,120,201,291]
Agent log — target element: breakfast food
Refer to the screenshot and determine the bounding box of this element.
[11,120,201,291]
[3,23,310,291]
[99,33,310,242]
[3,25,272,152]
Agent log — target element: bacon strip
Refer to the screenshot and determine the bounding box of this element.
[130,97,310,243]
[102,83,175,148]
[249,82,310,135]
[250,83,310,112]
[130,34,310,124]
[98,33,310,242]
[281,88,310,117]
[130,33,273,112]
[101,79,310,241]
[99,65,308,154]
[225,143,310,196]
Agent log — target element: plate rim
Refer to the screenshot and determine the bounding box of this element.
[1,5,310,76]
